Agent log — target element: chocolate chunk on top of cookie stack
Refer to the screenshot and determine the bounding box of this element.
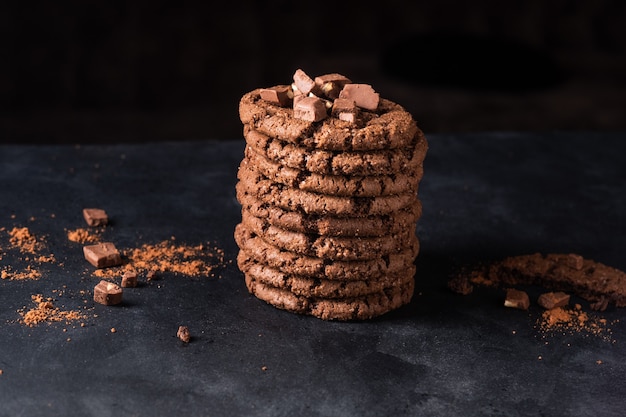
[235,68,428,320]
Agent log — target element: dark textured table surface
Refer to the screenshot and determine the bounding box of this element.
[1,132,625,417]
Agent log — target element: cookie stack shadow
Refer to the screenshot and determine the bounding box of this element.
[234,70,428,320]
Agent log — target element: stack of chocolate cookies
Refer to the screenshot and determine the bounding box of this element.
[235,69,428,320]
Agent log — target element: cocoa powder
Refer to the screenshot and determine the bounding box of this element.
[92,237,228,279]
[67,228,100,244]
[536,304,617,343]
[18,294,87,327]
[1,226,55,280]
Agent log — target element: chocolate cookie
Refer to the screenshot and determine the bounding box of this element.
[239,88,419,151]
[241,208,415,261]
[244,126,427,176]
[237,163,418,216]
[243,144,423,197]
[244,273,415,320]
[473,253,626,308]
[238,252,415,299]
[234,223,419,281]
[237,189,422,237]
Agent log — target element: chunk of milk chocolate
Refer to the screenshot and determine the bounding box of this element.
[293,96,328,122]
[83,242,122,268]
[94,280,123,305]
[339,84,380,111]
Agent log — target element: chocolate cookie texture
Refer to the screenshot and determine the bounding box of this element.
[235,69,428,320]
[234,223,419,281]
[244,126,427,176]
[237,189,422,237]
[239,90,419,151]
[480,253,626,308]
[244,144,423,197]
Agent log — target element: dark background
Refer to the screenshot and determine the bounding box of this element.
[1,0,625,144]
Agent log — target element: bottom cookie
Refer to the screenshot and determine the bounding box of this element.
[244,273,415,321]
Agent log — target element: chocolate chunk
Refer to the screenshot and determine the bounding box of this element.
[331,98,358,123]
[259,85,293,107]
[504,288,530,310]
[315,73,352,99]
[339,84,380,111]
[177,325,191,343]
[293,96,328,122]
[83,208,108,227]
[83,242,122,268]
[94,280,123,305]
[537,291,570,309]
[293,68,318,96]
[121,270,138,288]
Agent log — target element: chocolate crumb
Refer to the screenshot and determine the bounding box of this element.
[447,275,474,295]
[146,270,157,281]
[590,296,610,312]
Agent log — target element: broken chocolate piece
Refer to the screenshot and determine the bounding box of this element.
[83,242,122,268]
[83,208,108,227]
[259,85,293,107]
[315,73,352,99]
[339,83,380,111]
[331,98,359,123]
[537,291,570,309]
[177,325,191,343]
[504,288,530,310]
[293,68,318,96]
[121,270,138,288]
[94,280,123,305]
[293,96,328,122]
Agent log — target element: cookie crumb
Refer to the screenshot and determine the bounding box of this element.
[177,325,191,343]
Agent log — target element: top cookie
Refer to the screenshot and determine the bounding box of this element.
[240,89,418,151]
[238,69,421,151]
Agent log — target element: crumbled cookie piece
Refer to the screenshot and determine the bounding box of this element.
[177,325,191,343]
[447,275,474,295]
